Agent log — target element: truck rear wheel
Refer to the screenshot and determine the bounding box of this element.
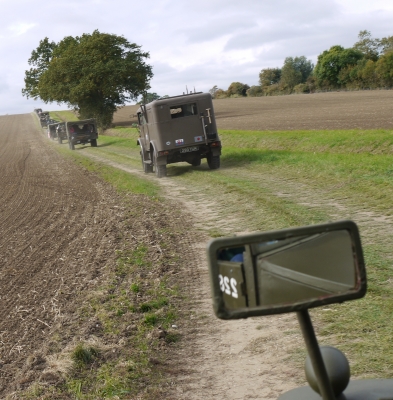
[153,151,167,178]
[155,164,167,178]
[91,139,97,147]
[207,153,220,169]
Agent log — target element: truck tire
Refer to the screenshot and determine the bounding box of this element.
[153,151,167,178]
[155,164,167,178]
[207,153,220,169]
[141,151,153,173]
[91,139,97,147]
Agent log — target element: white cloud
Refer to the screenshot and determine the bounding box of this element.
[0,0,393,113]
[8,22,36,36]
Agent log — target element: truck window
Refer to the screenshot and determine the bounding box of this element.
[138,112,146,125]
[170,103,198,119]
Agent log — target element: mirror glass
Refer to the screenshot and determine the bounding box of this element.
[207,221,366,319]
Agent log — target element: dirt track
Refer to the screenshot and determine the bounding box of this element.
[0,114,133,394]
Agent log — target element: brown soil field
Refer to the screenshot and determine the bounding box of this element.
[0,114,199,398]
[113,90,393,131]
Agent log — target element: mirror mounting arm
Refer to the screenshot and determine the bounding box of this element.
[297,310,335,400]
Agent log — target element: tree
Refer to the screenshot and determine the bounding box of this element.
[380,35,393,54]
[314,45,364,87]
[376,50,393,87]
[259,68,281,87]
[22,30,153,129]
[139,92,161,104]
[280,56,313,91]
[247,85,263,97]
[227,82,250,97]
[209,85,219,99]
[353,30,380,61]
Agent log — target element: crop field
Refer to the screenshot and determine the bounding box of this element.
[113,89,393,131]
[1,90,393,398]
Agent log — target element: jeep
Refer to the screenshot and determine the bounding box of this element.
[65,119,98,150]
[136,92,221,178]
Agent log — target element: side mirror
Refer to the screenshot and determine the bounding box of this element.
[207,220,366,320]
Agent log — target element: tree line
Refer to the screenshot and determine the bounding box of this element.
[210,30,393,99]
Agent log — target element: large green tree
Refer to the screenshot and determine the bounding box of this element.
[314,45,364,87]
[22,30,153,128]
[280,56,313,90]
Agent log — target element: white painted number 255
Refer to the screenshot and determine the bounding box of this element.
[218,274,238,299]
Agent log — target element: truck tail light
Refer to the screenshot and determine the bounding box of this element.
[210,141,221,147]
[158,150,170,156]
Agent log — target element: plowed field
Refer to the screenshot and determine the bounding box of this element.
[0,114,120,393]
[113,90,393,130]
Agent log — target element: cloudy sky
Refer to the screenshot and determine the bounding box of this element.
[1,0,393,115]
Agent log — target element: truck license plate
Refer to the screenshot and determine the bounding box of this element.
[180,146,199,153]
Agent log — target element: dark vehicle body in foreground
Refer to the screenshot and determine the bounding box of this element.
[65,119,98,150]
[137,92,221,177]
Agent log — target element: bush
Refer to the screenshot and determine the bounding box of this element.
[293,83,310,94]
[247,85,263,97]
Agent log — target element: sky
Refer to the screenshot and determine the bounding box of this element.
[1,0,393,115]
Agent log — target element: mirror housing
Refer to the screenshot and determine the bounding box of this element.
[207,220,366,320]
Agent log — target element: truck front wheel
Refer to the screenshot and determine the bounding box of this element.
[207,153,220,169]
[141,151,153,173]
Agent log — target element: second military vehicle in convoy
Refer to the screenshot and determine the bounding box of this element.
[47,122,67,143]
[65,119,98,150]
[136,92,221,178]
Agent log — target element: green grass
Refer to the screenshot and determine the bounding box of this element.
[50,110,79,122]
[56,144,160,198]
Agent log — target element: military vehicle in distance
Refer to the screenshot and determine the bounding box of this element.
[65,119,98,150]
[136,92,221,178]
[47,122,67,143]
[39,111,50,127]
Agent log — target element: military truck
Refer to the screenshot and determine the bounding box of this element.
[136,92,221,178]
[47,122,67,143]
[65,119,98,150]
[39,111,50,127]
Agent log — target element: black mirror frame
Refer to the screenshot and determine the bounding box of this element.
[207,220,367,320]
